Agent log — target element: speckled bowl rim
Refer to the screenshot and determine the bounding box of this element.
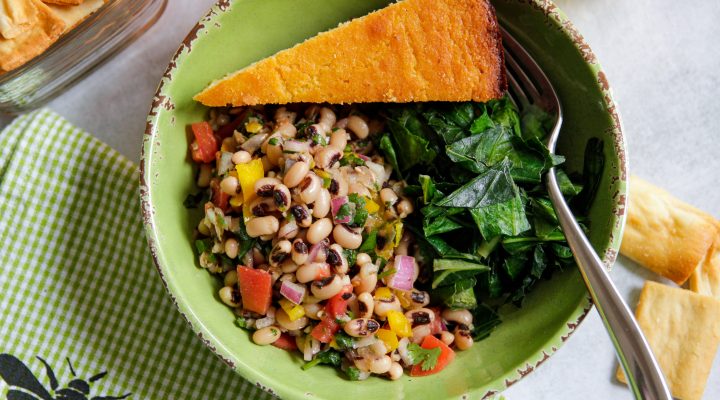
[140,1,627,398]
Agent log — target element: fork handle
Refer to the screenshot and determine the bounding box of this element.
[546,168,672,400]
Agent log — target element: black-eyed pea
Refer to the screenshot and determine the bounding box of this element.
[252,326,281,345]
[369,355,392,374]
[232,150,251,165]
[291,238,309,265]
[396,198,414,218]
[290,204,312,227]
[454,328,474,350]
[224,270,238,287]
[274,107,297,125]
[280,258,299,274]
[334,117,348,130]
[329,128,348,150]
[273,184,291,211]
[343,318,381,337]
[254,177,281,198]
[310,275,343,300]
[307,218,332,244]
[347,115,369,139]
[220,176,240,196]
[440,331,455,346]
[283,161,309,188]
[245,216,279,238]
[296,262,325,283]
[441,308,473,326]
[276,308,309,331]
[348,182,370,197]
[269,240,291,266]
[249,197,276,217]
[333,224,362,249]
[356,292,374,319]
[314,147,342,170]
[352,263,378,294]
[279,273,296,283]
[224,238,239,259]
[374,295,402,319]
[379,188,398,207]
[388,362,403,380]
[278,219,298,240]
[304,302,323,320]
[356,252,371,266]
[326,244,348,274]
[197,219,211,236]
[266,138,283,166]
[318,107,336,132]
[275,121,297,139]
[218,286,240,308]
[312,189,331,219]
[411,324,433,344]
[405,308,434,327]
[299,173,321,204]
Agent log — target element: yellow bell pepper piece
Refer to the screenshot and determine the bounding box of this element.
[394,289,413,309]
[364,198,380,213]
[245,120,263,133]
[329,337,339,350]
[279,299,306,321]
[374,287,393,301]
[387,310,413,338]
[229,195,243,208]
[393,222,403,247]
[376,329,398,353]
[236,158,264,218]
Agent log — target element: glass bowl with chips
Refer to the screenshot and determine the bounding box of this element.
[0,0,167,114]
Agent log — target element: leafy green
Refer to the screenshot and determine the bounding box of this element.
[347,194,369,227]
[423,102,475,143]
[432,259,489,289]
[572,138,605,214]
[301,350,342,370]
[385,108,437,171]
[437,160,516,208]
[358,230,378,253]
[333,332,355,350]
[470,305,501,341]
[378,134,401,178]
[345,367,362,381]
[433,278,478,309]
[234,317,250,330]
[407,343,442,371]
[184,190,207,209]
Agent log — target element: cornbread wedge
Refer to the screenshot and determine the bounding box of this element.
[616,282,720,400]
[0,0,37,39]
[194,0,506,106]
[689,230,720,299]
[0,0,64,71]
[621,176,719,284]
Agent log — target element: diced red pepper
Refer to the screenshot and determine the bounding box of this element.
[190,121,218,163]
[410,334,456,377]
[210,178,230,212]
[236,266,272,315]
[272,333,298,351]
[311,317,338,343]
[325,285,353,318]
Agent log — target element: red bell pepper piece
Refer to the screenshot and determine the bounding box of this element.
[272,333,298,351]
[236,266,272,315]
[210,178,230,212]
[190,121,218,163]
[409,334,456,377]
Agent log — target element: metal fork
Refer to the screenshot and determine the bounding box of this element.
[501,27,672,400]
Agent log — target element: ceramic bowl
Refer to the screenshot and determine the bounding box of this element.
[141,1,627,398]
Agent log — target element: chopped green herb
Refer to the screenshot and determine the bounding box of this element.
[407,343,441,371]
[347,194,368,227]
[334,332,355,350]
[234,317,249,330]
[268,137,279,146]
[377,266,396,280]
[301,350,342,370]
[345,367,362,381]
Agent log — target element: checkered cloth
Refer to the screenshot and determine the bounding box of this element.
[0,110,272,399]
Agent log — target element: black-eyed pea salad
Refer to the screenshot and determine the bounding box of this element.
[187,104,476,380]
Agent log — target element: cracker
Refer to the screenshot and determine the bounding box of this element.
[0,0,38,39]
[616,281,720,400]
[689,228,720,299]
[47,0,103,31]
[0,0,64,71]
[621,176,719,284]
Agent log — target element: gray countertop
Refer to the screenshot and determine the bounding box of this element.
[34,0,720,398]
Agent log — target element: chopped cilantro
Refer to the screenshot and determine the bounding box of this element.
[408,343,441,371]
[335,203,352,221]
[377,266,396,280]
[301,350,342,370]
[194,239,211,254]
[347,194,368,227]
[234,317,249,330]
[268,137,279,146]
[334,332,355,350]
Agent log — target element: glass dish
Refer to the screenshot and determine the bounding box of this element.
[0,0,167,114]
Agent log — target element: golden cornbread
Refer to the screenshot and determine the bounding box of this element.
[194,0,506,106]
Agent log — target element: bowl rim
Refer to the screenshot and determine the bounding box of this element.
[140,0,628,398]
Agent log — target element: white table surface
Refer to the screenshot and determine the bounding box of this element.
[27,0,720,398]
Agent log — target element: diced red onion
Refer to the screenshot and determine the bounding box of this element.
[308,240,328,263]
[331,196,350,224]
[217,151,234,175]
[357,154,371,162]
[255,316,275,329]
[365,160,387,185]
[283,139,310,154]
[353,335,378,349]
[280,281,306,305]
[387,255,417,291]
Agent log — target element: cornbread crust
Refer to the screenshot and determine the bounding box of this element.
[42,0,83,5]
[47,0,103,31]
[194,0,506,106]
[620,176,718,284]
[616,282,720,400]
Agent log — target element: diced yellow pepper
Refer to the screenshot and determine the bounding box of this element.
[376,329,399,353]
[236,158,264,218]
[387,309,413,338]
[279,299,306,321]
[365,198,380,214]
[329,337,339,350]
[229,195,243,208]
[393,222,403,247]
[245,120,263,133]
[374,287,393,301]
[394,289,413,309]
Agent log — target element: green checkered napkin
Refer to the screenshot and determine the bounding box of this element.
[0,109,272,399]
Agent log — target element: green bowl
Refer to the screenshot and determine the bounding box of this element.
[141,0,627,398]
